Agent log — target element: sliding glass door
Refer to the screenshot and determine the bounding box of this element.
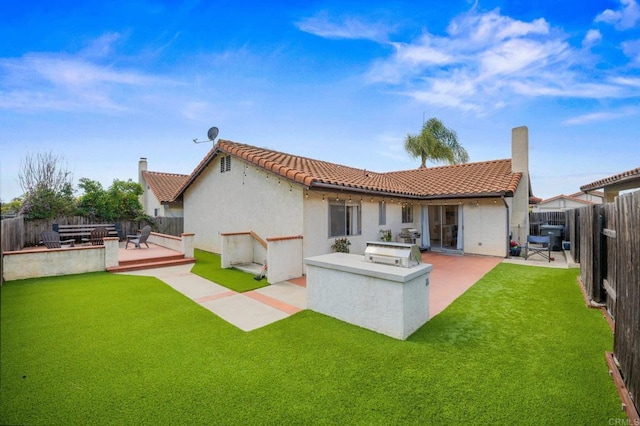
[424,205,462,253]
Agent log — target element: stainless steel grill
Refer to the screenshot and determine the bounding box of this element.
[363,241,422,268]
[398,228,421,244]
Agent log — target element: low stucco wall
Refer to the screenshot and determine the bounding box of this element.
[148,232,194,258]
[305,252,433,340]
[2,237,119,281]
[221,233,256,268]
[267,235,303,284]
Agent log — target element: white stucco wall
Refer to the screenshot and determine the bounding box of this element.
[2,237,120,281]
[306,252,433,340]
[142,185,163,217]
[302,193,420,260]
[461,199,509,257]
[267,236,303,283]
[184,156,304,254]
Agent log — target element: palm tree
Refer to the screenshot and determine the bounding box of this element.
[404,117,469,168]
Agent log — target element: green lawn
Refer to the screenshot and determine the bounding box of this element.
[190,249,269,292]
[0,264,624,425]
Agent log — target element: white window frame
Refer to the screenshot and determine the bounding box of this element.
[402,203,414,223]
[329,200,361,237]
[379,201,386,225]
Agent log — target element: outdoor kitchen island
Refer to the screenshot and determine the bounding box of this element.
[305,242,433,340]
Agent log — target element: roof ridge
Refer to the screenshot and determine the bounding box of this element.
[143,170,189,177]
[385,158,512,175]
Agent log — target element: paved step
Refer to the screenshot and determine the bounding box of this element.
[107,256,195,273]
[118,253,187,267]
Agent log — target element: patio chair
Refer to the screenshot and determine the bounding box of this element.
[114,222,124,241]
[82,227,109,246]
[524,235,551,262]
[41,231,75,249]
[125,225,151,249]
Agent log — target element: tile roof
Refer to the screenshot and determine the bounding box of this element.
[176,140,523,199]
[580,167,640,192]
[569,190,603,198]
[143,171,189,203]
[538,194,595,206]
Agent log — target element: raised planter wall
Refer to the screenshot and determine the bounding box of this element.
[2,237,119,281]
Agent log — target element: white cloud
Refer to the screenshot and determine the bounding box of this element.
[0,36,176,113]
[295,11,392,42]
[621,39,640,63]
[447,9,549,45]
[594,0,640,30]
[582,29,602,48]
[563,107,637,125]
[364,8,639,113]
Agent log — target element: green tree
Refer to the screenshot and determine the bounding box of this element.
[18,152,76,219]
[1,197,23,217]
[77,178,144,221]
[404,117,469,168]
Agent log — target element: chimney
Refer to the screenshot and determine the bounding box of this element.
[138,157,148,185]
[510,126,529,244]
[139,157,148,214]
[511,126,528,173]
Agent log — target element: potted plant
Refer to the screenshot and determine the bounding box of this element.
[509,240,521,257]
[379,229,392,242]
[331,238,351,253]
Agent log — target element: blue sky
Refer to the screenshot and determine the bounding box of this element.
[1,0,639,202]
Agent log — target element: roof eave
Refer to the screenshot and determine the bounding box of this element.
[310,182,512,200]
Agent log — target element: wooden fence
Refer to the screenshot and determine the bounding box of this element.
[529,211,566,236]
[1,216,24,254]
[573,191,639,413]
[565,209,580,262]
[1,216,184,251]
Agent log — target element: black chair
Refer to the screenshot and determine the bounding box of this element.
[524,235,551,262]
[82,227,109,246]
[126,225,152,249]
[41,231,75,249]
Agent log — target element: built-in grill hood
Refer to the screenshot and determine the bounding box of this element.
[398,228,421,244]
[363,241,422,268]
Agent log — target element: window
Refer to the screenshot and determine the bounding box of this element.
[153,208,159,217]
[220,155,231,173]
[378,201,386,225]
[329,200,361,237]
[401,204,413,223]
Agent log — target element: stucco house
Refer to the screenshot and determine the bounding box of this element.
[174,127,532,275]
[531,191,604,212]
[581,167,640,202]
[138,157,188,218]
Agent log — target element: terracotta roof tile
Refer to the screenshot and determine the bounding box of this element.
[580,167,640,192]
[538,194,595,206]
[386,160,521,198]
[143,171,189,202]
[175,140,524,199]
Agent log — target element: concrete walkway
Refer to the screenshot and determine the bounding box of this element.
[118,250,575,332]
[118,264,306,332]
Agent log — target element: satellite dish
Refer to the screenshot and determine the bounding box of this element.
[207,127,219,141]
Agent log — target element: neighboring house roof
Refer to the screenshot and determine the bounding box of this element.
[176,140,523,200]
[529,195,543,205]
[143,171,189,203]
[538,194,595,206]
[581,167,640,192]
[569,190,603,199]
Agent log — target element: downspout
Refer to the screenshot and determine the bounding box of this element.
[501,195,510,258]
